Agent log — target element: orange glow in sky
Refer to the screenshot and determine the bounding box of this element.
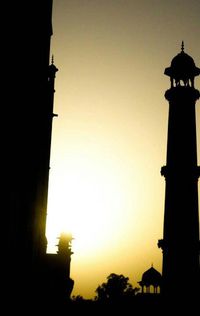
[46,0,200,299]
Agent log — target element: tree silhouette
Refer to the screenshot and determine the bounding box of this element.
[95,273,139,302]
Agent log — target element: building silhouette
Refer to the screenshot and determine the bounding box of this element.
[44,233,74,303]
[158,43,200,305]
[138,265,162,294]
[4,1,73,309]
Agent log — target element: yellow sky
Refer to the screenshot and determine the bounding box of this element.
[46,0,200,298]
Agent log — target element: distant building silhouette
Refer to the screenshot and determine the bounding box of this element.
[4,1,74,309]
[138,265,162,294]
[158,43,200,305]
[44,233,74,303]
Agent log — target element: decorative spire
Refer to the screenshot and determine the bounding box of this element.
[48,54,58,78]
[51,54,54,65]
[181,41,184,52]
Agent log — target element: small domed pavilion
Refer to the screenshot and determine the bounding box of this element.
[164,41,200,88]
[138,265,162,294]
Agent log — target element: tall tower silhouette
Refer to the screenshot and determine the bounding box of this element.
[158,43,200,304]
[3,1,64,308]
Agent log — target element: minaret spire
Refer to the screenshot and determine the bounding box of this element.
[181,40,184,52]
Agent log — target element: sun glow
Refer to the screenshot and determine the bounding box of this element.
[46,149,136,256]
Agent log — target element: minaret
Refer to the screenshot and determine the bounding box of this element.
[158,43,200,304]
[44,233,74,304]
[57,232,74,280]
[4,1,57,308]
[38,55,58,255]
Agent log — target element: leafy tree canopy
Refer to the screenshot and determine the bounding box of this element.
[95,273,139,302]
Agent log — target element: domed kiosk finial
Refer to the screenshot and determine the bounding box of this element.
[48,54,58,78]
[164,44,200,88]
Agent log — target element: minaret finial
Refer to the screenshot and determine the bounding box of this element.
[181,41,184,52]
[51,54,54,65]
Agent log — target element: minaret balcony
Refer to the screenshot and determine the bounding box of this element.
[158,239,165,250]
[165,86,200,102]
[160,166,167,177]
[160,165,200,179]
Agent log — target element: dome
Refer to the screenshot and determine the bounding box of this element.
[141,266,162,287]
[164,43,200,82]
[172,51,195,71]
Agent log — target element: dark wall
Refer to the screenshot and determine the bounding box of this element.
[3,1,55,307]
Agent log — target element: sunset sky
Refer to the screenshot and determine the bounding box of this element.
[46,0,200,299]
